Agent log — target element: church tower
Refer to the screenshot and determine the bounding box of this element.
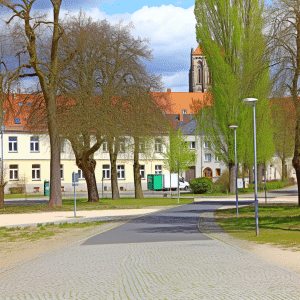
[189,46,211,92]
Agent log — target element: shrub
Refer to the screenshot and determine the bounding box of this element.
[214,169,229,192]
[211,184,228,194]
[9,187,25,194]
[190,177,213,194]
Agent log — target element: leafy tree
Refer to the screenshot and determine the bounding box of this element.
[194,0,274,192]
[163,127,196,203]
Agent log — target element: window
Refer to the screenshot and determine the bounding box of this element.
[102,164,110,179]
[216,168,221,176]
[60,164,64,180]
[204,154,211,162]
[9,165,18,181]
[30,137,39,152]
[102,141,108,152]
[117,165,125,179]
[197,62,203,84]
[14,118,21,124]
[78,169,85,179]
[139,142,145,153]
[140,165,145,179]
[9,137,17,152]
[190,141,196,149]
[155,138,162,153]
[32,164,41,180]
[204,141,210,149]
[215,156,221,162]
[119,140,125,153]
[182,109,187,115]
[155,165,162,174]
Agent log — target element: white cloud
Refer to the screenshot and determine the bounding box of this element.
[76,4,197,92]
[162,71,189,92]
[1,4,197,93]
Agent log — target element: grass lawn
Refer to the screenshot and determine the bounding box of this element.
[214,204,300,249]
[0,220,108,242]
[0,197,194,214]
[183,192,235,197]
[4,194,45,199]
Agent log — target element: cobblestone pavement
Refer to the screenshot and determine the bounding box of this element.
[1,202,300,299]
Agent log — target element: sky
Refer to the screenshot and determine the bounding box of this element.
[2,0,198,92]
[61,0,198,92]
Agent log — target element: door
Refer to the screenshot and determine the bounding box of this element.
[185,166,196,182]
[203,167,213,180]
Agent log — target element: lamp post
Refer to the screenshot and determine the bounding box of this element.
[229,125,238,218]
[243,98,259,236]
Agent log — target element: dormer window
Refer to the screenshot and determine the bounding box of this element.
[14,118,21,124]
[182,109,187,115]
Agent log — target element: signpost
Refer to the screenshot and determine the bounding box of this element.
[72,172,79,217]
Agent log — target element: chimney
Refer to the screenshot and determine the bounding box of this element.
[191,48,194,54]
[19,89,21,95]
[167,88,171,93]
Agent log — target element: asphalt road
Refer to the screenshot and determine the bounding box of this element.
[3,184,298,206]
[83,200,254,245]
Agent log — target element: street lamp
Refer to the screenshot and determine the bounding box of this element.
[243,97,259,236]
[229,125,238,218]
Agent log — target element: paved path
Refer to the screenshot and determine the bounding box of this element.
[1,201,300,299]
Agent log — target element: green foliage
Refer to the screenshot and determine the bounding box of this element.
[214,169,230,192]
[190,177,213,194]
[194,0,274,173]
[211,184,228,194]
[163,127,196,174]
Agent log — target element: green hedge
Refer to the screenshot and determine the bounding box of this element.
[247,181,284,191]
[190,177,213,194]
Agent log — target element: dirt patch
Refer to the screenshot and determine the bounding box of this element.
[246,242,300,274]
[0,221,123,270]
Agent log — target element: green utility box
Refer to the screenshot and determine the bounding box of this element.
[44,180,50,196]
[147,174,163,190]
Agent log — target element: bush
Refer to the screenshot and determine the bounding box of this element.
[9,187,25,194]
[210,184,228,194]
[190,177,213,194]
[214,169,229,192]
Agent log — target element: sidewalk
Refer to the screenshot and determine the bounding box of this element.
[0,208,163,228]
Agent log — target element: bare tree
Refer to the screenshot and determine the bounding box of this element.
[270,97,295,180]
[268,0,300,205]
[0,0,78,207]
[57,14,169,200]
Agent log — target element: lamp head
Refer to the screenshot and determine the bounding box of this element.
[229,125,238,129]
[243,98,258,106]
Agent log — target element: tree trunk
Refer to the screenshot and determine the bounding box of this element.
[292,121,300,206]
[133,137,144,199]
[110,152,120,200]
[249,166,254,184]
[257,164,263,184]
[47,107,62,207]
[229,162,235,193]
[282,156,287,181]
[177,169,180,204]
[77,157,99,202]
[0,185,4,209]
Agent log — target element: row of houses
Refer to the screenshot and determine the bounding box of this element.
[1,46,295,193]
